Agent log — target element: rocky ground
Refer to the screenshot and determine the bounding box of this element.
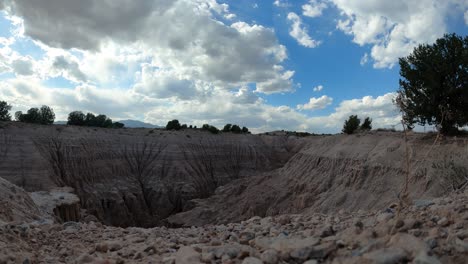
[1,190,467,264]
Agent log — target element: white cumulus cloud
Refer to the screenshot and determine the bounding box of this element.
[297,95,333,110]
[302,0,328,18]
[287,12,320,48]
[313,85,323,92]
[331,0,468,68]
[1,0,294,94]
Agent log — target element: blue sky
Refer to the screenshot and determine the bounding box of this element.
[0,0,467,132]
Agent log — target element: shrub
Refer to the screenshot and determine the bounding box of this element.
[242,126,249,133]
[342,115,360,134]
[112,122,125,128]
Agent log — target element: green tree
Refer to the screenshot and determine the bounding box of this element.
[84,113,97,126]
[396,33,468,135]
[242,126,249,133]
[67,111,86,126]
[0,101,12,121]
[166,119,181,130]
[23,108,41,123]
[99,115,113,128]
[231,124,241,133]
[39,105,55,125]
[360,117,372,131]
[15,111,23,122]
[342,115,360,134]
[222,124,232,132]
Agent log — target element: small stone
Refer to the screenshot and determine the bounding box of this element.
[95,243,108,253]
[319,226,335,238]
[277,215,291,225]
[413,252,442,264]
[377,212,394,223]
[355,221,364,229]
[437,217,449,227]
[76,253,94,264]
[162,257,176,264]
[409,229,422,237]
[242,257,263,264]
[363,248,407,264]
[425,238,438,249]
[456,230,468,240]
[261,249,279,264]
[389,233,428,257]
[175,246,200,263]
[210,239,222,246]
[395,219,404,228]
[413,200,435,208]
[108,241,122,252]
[224,246,240,259]
[201,252,215,263]
[239,232,255,244]
[454,238,468,253]
[303,260,318,264]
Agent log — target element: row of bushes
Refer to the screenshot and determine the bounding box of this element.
[2,101,376,135]
[165,119,250,134]
[0,101,124,128]
[222,124,249,134]
[0,101,57,125]
[67,111,124,128]
[15,106,56,125]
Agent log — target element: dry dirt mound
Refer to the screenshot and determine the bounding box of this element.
[1,190,467,263]
[168,131,468,226]
[0,177,40,224]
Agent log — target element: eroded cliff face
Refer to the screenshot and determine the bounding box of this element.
[168,131,468,226]
[0,122,303,227]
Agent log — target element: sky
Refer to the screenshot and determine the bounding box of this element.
[0,0,467,133]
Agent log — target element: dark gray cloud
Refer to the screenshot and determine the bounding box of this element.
[3,0,162,50]
[52,56,87,82]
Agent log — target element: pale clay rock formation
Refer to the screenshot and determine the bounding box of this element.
[0,122,468,263]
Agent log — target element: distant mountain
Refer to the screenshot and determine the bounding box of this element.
[117,120,162,128]
[54,119,161,128]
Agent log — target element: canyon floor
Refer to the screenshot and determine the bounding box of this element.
[1,185,468,264]
[0,123,468,263]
